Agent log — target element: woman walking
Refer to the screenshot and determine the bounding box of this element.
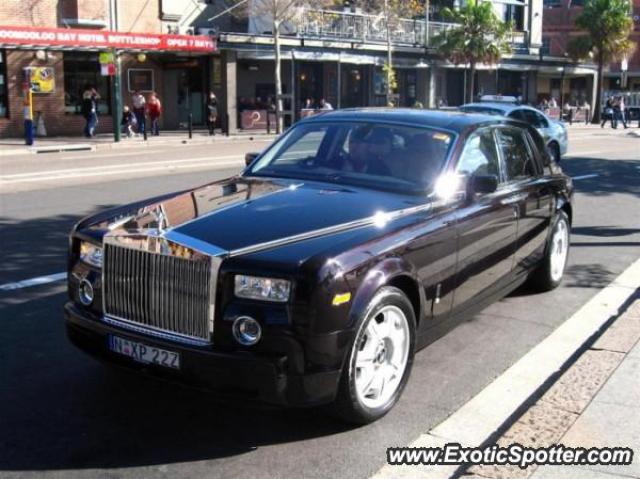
[147,92,162,136]
[81,85,100,138]
[206,92,218,136]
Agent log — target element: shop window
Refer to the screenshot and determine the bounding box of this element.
[0,51,8,118]
[541,38,551,55]
[543,0,562,7]
[64,53,111,115]
[128,69,154,92]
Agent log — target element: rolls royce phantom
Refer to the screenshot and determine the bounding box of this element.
[65,109,573,424]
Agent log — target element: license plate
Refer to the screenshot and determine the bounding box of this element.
[108,335,180,369]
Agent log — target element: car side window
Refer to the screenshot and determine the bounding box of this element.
[496,128,537,181]
[455,129,501,180]
[533,111,549,128]
[509,109,526,122]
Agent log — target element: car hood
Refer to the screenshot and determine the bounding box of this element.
[79,176,428,255]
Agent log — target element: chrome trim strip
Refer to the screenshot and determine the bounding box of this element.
[228,203,432,257]
[163,230,228,257]
[103,315,210,347]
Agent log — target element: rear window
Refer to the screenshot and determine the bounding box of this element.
[459,106,505,116]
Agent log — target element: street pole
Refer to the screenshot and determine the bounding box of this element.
[111,50,122,143]
[109,0,121,142]
[424,0,430,47]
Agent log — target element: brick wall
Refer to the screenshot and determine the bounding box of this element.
[118,0,162,33]
[0,0,61,28]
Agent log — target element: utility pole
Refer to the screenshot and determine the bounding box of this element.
[109,0,122,142]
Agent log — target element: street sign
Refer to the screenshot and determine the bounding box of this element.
[100,63,116,76]
[99,52,115,64]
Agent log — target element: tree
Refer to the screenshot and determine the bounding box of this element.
[243,0,341,132]
[432,0,512,102]
[353,0,424,105]
[567,0,635,123]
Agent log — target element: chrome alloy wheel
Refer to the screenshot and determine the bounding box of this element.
[550,218,569,282]
[353,305,410,409]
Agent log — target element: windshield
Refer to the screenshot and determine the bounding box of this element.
[246,122,454,193]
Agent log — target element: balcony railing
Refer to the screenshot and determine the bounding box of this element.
[297,9,527,49]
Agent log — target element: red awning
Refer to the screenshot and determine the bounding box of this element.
[0,25,216,53]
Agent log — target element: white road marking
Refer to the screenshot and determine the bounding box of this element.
[0,272,67,292]
[565,150,605,157]
[572,173,599,180]
[0,156,244,184]
[372,257,640,479]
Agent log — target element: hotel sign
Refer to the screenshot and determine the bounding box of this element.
[0,26,216,52]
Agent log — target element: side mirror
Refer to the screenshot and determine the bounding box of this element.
[245,152,259,167]
[468,174,498,196]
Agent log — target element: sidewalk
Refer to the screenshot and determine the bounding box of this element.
[469,297,640,479]
[0,129,277,157]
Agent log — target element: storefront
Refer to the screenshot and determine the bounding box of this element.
[0,25,216,137]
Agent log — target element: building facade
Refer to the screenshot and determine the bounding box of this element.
[542,0,640,101]
[0,0,598,138]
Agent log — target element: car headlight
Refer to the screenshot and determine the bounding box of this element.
[79,241,103,268]
[234,275,291,302]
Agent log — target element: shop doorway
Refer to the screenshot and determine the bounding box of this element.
[162,58,207,129]
[341,65,367,108]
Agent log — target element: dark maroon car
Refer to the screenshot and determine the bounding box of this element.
[65,109,573,423]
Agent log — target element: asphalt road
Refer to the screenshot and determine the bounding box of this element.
[1,127,639,479]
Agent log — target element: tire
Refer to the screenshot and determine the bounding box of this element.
[331,286,416,424]
[548,142,561,163]
[529,210,570,291]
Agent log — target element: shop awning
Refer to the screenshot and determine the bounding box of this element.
[236,49,431,68]
[0,25,216,53]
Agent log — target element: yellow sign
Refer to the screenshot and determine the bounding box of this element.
[99,52,115,64]
[25,67,55,94]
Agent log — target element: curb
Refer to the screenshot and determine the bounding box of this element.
[372,257,640,479]
[0,133,277,157]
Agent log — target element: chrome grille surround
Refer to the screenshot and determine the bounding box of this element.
[102,230,224,345]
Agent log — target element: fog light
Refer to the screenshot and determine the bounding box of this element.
[79,279,94,306]
[232,316,262,346]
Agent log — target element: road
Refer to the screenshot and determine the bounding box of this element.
[1,128,639,479]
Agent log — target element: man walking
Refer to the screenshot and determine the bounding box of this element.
[131,90,146,136]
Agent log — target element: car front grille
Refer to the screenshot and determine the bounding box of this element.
[103,243,212,342]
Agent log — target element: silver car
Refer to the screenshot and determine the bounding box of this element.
[460,102,569,162]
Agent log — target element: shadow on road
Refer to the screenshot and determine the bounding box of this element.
[0,294,351,472]
[562,157,640,198]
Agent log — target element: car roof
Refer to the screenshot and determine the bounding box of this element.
[461,102,542,115]
[298,107,512,133]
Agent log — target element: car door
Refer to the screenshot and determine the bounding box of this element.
[451,127,519,313]
[495,126,553,276]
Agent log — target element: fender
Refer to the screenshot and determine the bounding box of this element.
[347,256,426,331]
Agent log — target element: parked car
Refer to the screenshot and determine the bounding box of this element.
[459,102,568,163]
[65,109,574,424]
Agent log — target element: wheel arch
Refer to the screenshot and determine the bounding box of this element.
[348,257,425,331]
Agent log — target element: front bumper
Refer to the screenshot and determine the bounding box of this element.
[64,302,342,407]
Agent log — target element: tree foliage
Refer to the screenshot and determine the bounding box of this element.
[567,0,635,122]
[432,0,512,100]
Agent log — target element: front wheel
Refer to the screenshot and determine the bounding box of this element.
[529,210,570,291]
[331,286,416,424]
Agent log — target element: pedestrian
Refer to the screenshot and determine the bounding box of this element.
[147,92,162,136]
[81,85,100,138]
[601,97,616,129]
[303,98,314,109]
[131,90,146,136]
[206,92,218,136]
[121,105,136,138]
[319,98,333,110]
[616,95,628,129]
